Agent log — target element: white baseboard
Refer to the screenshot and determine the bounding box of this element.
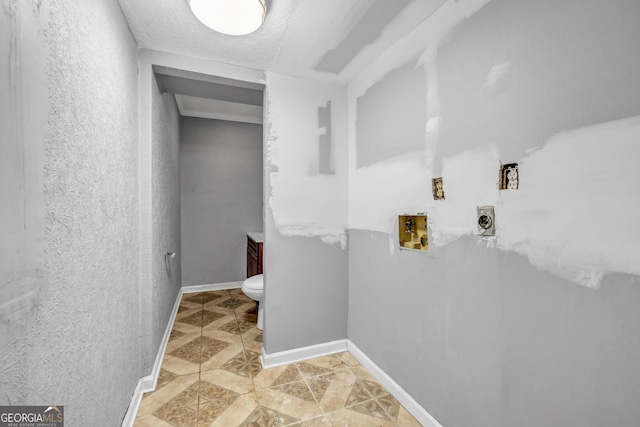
[182,280,242,293]
[120,379,145,427]
[260,339,348,369]
[347,341,443,427]
[122,281,241,427]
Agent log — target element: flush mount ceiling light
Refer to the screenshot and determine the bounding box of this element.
[188,0,267,36]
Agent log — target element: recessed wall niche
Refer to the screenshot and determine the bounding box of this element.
[398,215,428,251]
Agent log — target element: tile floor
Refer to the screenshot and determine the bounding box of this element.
[134,288,422,427]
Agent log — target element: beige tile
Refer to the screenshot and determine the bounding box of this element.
[203,392,260,427]
[298,355,346,374]
[177,310,226,328]
[166,331,201,354]
[362,379,390,399]
[230,288,251,297]
[237,407,264,427]
[261,406,302,426]
[198,380,239,404]
[203,301,236,316]
[236,312,259,324]
[335,352,360,367]
[201,313,240,333]
[202,292,226,304]
[274,381,316,403]
[233,294,251,306]
[168,329,185,342]
[154,402,199,427]
[200,336,233,362]
[311,369,357,413]
[198,397,238,426]
[376,393,400,420]
[133,413,177,427]
[181,292,205,303]
[171,321,201,335]
[256,384,323,421]
[344,380,374,407]
[161,354,200,376]
[219,351,251,378]
[137,372,199,417]
[177,300,202,311]
[347,399,394,422]
[326,405,395,427]
[156,369,178,391]
[270,365,303,387]
[245,350,263,378]
[164,382,200,408]
[217,319,242,335]
[348,365,380,383]
[242,327,263,342]
[396,406,423,427]
[169,337,205,365]
[242,339,263,355]
[305,372,334,402]
[200,368,255,395]
[201,327,243,344]
[252,364,292,390]
[296,361,337,379]
[236,319,257,333]
[204,293,232,305]
[200,342,245,371]
[216,297,252,310]
[289,414,334,427]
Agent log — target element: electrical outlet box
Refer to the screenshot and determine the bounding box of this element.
[499,163,519,190]
[398,215,428,251]
[432,177,445,200]
[477,206,495,236]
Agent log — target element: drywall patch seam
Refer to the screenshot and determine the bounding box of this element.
[266,73,347,247]
[496,115,640,287]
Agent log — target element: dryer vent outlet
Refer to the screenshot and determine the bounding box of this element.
[477,206,495,236]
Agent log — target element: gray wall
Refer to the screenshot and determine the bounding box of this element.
[180,118,263,286]
[1,0,141,425]
[148,77,182,367]
[263,216,349,353]
[348,0,640,426]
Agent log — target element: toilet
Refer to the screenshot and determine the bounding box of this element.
[241,274,264,330]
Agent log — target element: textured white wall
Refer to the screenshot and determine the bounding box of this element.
[150,80,182,362]
[1,0,141,425]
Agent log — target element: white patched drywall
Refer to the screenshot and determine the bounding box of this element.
[347,0,640,288]
[495,117,640,287]
[266,73,348,247]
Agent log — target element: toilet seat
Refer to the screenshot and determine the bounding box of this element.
[243,274,263,290]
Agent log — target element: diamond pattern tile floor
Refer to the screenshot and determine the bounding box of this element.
[134,289,422,427]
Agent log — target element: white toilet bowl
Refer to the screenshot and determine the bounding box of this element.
[241,274,264,330]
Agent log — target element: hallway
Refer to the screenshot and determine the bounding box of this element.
[134,289,421,426]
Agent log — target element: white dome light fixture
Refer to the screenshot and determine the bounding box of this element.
[188,0,267,36]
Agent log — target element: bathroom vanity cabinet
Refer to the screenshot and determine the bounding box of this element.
[247,233,263,278]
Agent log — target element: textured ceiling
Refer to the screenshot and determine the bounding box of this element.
[118,0,445,83]
[118,0,300,71]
